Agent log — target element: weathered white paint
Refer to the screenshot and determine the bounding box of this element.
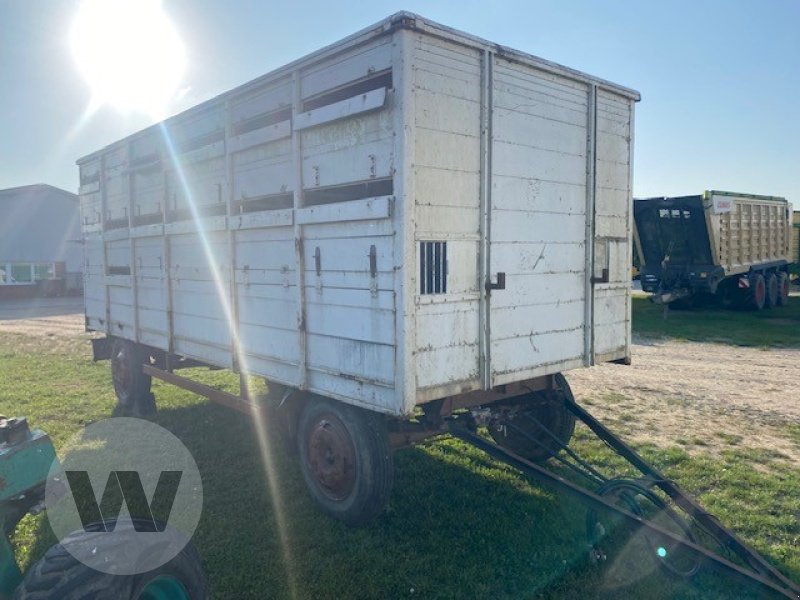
[78,13,638,416]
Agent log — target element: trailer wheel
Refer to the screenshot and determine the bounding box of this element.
[13,520,208,600]
[777,272,790,306]
[765,273,779,309]
[111,339,152,412]
[488,373,576,463]
[297,397,393,526]
[746,273,766,311]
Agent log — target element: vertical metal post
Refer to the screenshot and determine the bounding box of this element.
[291,70,308,389]
[100,154,111,334]
[127,142,140,343]
[391,29,417,414]
[583,84,598,367]
[478,49,494,390]
[224,99,241,373]
[162,168,174,356]
[625,100,635,361]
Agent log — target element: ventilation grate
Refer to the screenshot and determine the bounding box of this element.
[420,241,447,295]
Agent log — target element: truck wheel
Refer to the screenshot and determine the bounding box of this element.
[297,397,393,526]
[488,373,576,463]
[111,339,153,412]
[13,521,208,600]
[765,273,779,309]
[747,273,766,311]
[777,272,790,306]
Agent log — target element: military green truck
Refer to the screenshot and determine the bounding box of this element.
[634,191,792,309]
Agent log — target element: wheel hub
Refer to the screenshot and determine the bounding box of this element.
[307,415,356,501]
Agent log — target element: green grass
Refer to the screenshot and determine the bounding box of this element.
[2,310,799,599]
[632,295,800,347]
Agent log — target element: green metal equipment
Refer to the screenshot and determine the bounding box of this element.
[0,417,55,597]
[0,416,208,600]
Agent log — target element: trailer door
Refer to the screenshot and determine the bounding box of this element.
[483,56,591,387]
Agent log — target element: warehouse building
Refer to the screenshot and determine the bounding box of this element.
[0,184,82,299]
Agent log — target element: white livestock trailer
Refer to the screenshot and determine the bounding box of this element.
[80,12,639,524]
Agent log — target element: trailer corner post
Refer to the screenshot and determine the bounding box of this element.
[478,48,494,390]
[583,84,598,367]
[291,69,309,390]
[393,29,418,415]
[626,99,635,360]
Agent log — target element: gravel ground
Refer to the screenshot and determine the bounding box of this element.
[569,335,800,463]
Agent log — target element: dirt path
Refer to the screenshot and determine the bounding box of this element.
[569,336,800,463]
[0,313,85,337]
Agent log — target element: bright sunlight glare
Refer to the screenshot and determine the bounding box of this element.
[70,0,185,118]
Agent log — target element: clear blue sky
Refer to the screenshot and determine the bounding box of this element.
[2,0,798,201]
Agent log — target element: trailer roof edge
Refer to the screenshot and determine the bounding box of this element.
[77,11,640,166]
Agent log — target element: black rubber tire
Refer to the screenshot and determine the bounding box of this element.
[777,272,790,307]
[765,273,779,309]
[488,373,577,463]
[13,522,208,600]
[111,339,152,412]
[747,273,766,311]
[297,397,393,526]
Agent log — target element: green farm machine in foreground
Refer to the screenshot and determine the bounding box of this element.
[0,416,207,600]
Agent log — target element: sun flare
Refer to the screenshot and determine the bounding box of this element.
[70,0,186,118]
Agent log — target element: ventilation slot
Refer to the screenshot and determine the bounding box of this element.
[133,213,164,227]
[166,204,227,223]
[177,129,225,154]
[107,265,131,276]
[233,107,292,136]
[304,177,393,207]
[104,217,128,231]
[303,71,392,112]
[80,171,101,186]
[234,192,294,214]
[420,241,447,295]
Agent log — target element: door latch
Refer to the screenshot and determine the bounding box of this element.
[591,268,610,284]
[485,272,506,291]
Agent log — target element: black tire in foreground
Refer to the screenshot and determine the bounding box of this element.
[297,396,393,526]
[110,339,154,415]
[14,521,208,600]
[488,372,577,463]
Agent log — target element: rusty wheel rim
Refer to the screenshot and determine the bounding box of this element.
[307,413,357,502]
